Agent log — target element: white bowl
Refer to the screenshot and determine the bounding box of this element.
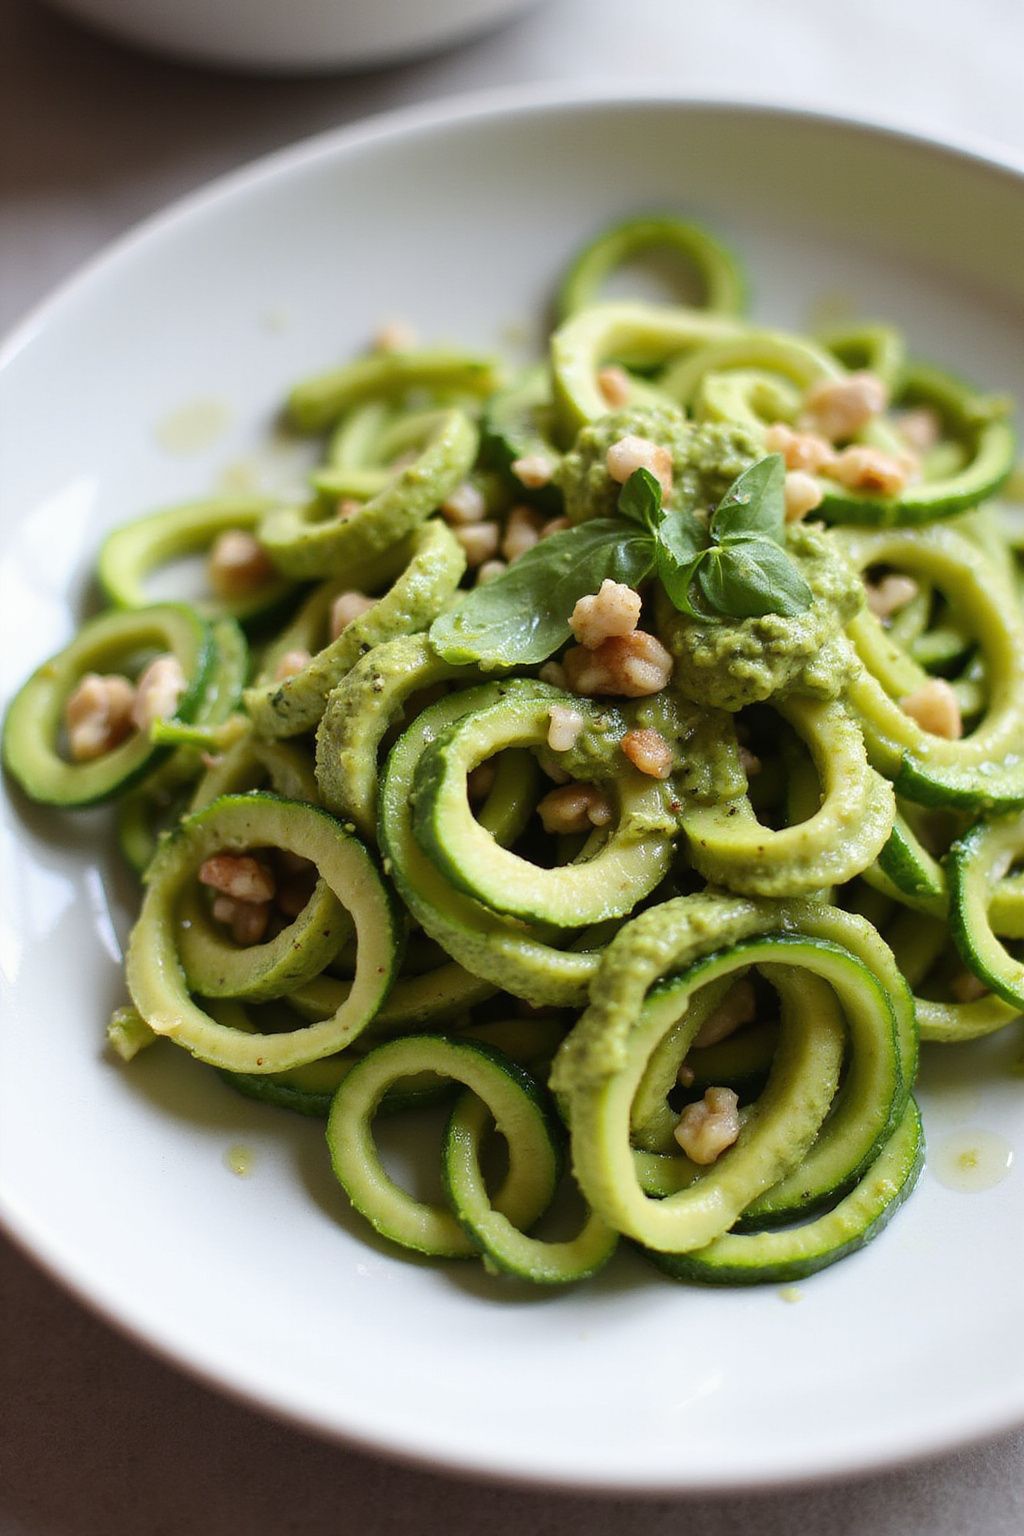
[2,89,1024,1493]
[38,0,543,72]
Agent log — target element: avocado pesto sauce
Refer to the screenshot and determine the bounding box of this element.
[7,214,1022,1289]
[658,522,864,711]
[556,407,759,525]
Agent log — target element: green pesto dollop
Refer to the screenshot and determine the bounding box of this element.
[658,523,864,711]
[536,690,745,818]
[629,691,747,807]
[555,406,760,524]
[537,701,625,783]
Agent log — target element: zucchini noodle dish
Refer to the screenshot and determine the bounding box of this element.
[8,215,1024,1288]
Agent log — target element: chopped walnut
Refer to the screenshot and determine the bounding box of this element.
[329,590,377,641]
[502,506,544,563]
[597,365,632,408]
[673,1086,741,1164]
[564,631,673,698]
[831,444,913,497]
[799,371,888,441]
[541,756,571,784]
[200,853,276,904]
[739,746,762,779]
[211,895,271,947]
[605,434,673,498]
[539,515,571,539]
[467,760,496,802]
[547,704,585,752]
[693,978,757,1049]
[951,970,989,1003]
[131,654,186,733]
[537,782,613,834]
[620,728,673,779]
[373,318,417,353]
[441,481,486,525]
[763,422,837,474]
[677,1063,695,1088]
[476,559,507,586]
[454,521,501,567]
[896,407,941,455]
[570,579,642,649]
[64,672,136,761]
[538,660,568,689]
[865,573,919,619]
[207,529,275,598]
[274,649,311,681]
[783,470,824,522]
[899,678,962,740]
[510,454,555,489]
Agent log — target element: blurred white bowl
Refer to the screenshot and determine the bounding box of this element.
[39,0,544,72]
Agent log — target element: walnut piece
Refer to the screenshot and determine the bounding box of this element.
[441,482,486,525]
[64,672,136,761]
[831,445,913,498]
[502,506,544,563]
[199,854,277,904]
[865,573,919,620]
[899,678,962,740]
[783,470,824,522]
[693,978,757,1049]
[274,649,311,681]
[329,591,377,641]
[547,705,585,753]
[537,783,613,834]
[605,434,673,498]
[207,529,275,598]
[455,521,501,567]
[564,631,673,698]
[130,655,186,733]
[673,1086,741,1165]
[620,727,673,779]
[799,372,888,441]
[763,422,837,474]
[570,579,642,650]
[510,454,555,489]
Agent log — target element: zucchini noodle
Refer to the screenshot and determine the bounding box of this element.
[7,212,1023,1291]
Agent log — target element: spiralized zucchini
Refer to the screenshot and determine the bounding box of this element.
[9,211,1023,1293]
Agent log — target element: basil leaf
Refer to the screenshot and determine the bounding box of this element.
[656,502,708,566]
[655,544,707,619]
[697,538,813,619]
[429,520,655,667]
[710,454,786,545]
[617,467,663,532]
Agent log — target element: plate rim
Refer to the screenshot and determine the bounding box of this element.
[2,82,1023,1495]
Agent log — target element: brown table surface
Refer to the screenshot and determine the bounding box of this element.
[2,1,1023,1528]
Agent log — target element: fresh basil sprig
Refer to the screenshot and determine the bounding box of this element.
[428,453,812,668]
[658,454,813,620]
[429,518,655,668]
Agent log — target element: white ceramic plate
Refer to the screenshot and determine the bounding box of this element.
[2,90,1023,1495]
[40,0,543,73]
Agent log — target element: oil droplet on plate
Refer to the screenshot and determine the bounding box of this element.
[931,1130,1013,1192]
[155,398,232,455]
[224,1144,254,1178]
[261,307,291,333]
[216,459,262,495]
